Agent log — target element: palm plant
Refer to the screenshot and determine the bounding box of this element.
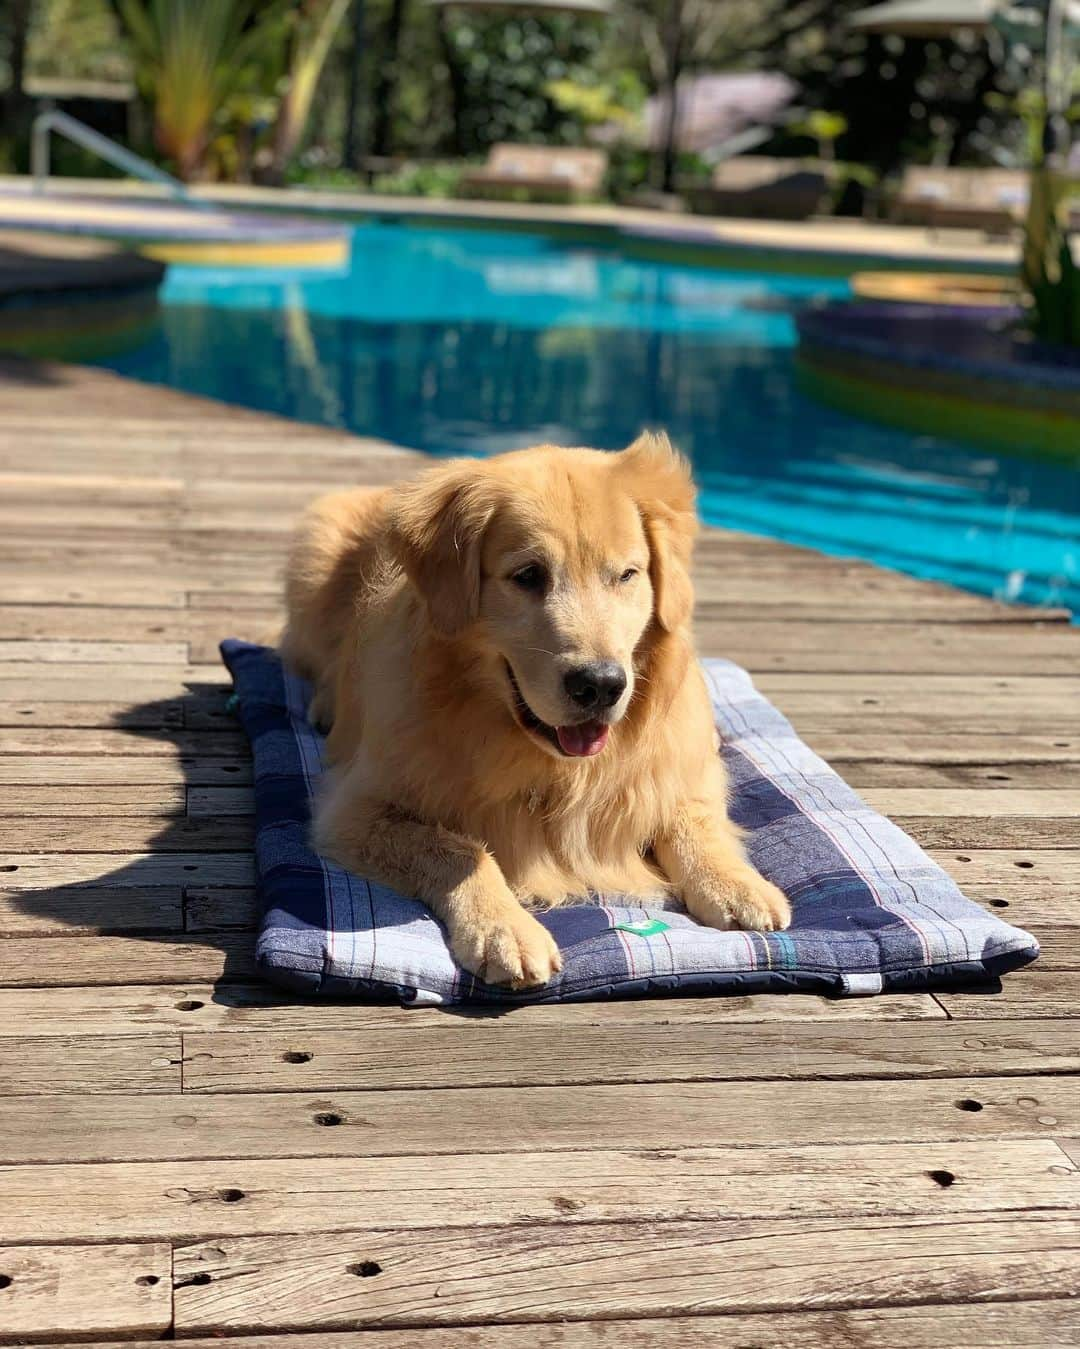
[1021,161,1080,345]
[116,0,276,179]
[994,0,1080,346]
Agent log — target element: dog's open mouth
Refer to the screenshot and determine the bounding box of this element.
[505,663,610,758]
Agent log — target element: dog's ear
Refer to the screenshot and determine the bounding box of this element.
[387,462,497,636]
[617,431,697,633]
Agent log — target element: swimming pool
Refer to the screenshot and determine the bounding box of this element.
[96,220,1080,614]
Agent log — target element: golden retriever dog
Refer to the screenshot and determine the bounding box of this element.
[282,432,790,987]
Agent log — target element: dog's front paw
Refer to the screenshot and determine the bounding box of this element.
[451,905,563,988]
[684,868,791,933]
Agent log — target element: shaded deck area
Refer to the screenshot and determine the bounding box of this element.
[0,355,1077,1345]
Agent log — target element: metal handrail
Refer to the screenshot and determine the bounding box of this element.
[31,109,215,209]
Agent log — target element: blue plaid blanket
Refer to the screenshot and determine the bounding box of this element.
[221,639,1038,1005]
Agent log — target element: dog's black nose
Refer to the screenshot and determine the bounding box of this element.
[564,662,627,711]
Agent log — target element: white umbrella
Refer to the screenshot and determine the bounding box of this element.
[849,0,998,35]
[849,0,1080,38]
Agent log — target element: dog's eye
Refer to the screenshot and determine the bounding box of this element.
[619,568,639,584]
[511,564,547,592]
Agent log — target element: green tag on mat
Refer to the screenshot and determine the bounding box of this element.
[613,918,670,937]
[225,693,240,715]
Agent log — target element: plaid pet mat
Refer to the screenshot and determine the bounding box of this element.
[221,639,1038,1006]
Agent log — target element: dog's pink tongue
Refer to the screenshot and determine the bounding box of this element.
[556,721,610,757]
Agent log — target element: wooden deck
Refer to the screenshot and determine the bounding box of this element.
[0,354,1077,1346]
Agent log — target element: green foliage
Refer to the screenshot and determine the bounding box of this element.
[1028,231,1080,345]
[1022,167,1080,346]
[545,71,644,129]
[370,160,463,197]
[116,0,280,178]
[792,110,847,147]
[444,12,607,153]
[13,0,1074,214]
[995,11,1080,348]
[603,143,652,200]
[26,0,129,84]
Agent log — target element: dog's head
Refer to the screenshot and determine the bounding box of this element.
[388,433,697,759]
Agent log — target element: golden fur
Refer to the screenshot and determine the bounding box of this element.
[282,433,790,986]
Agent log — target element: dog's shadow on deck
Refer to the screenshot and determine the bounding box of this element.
[8,686,268,1003]
[8,684,523,1017]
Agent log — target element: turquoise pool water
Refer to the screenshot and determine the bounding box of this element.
[97,220,1080,614]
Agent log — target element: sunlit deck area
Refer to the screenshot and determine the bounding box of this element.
[0,355,1078,1344]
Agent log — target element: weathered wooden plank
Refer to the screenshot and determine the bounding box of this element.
[1020,927,1080,970]
[895,817,1080,849]
[937,969,1080,1018]
[863,789,1080,817]
[0,700,184,730]
[0,886,182,935]
[0,1035,180,1094]
[4,1141,1074,1244]
[172,1213,1080,1332]
[0,1243,171,1342]
[0,502,177,532]
[188,586,283,609]
[188,787,255,818]
[755,674,1080,700]
[802,716,1079,737]
[0,934,255,988]
[931,849,1080,887]
[0,469,179,496]
[0,639,186,664]
[800,734,1080,764]
[0,852,255,888]
[0,982,943,1039]
[0,576,186,607]
[695,619,1080,674]
[0,603,190,641]
[0,661,221,688]
[0,755,251,785]
[1,815,253,852]
[1,1075,1073,1166]
[846,762,1080,789]
[0,658,221,685]
[185,888,259,930]
[182,1020,1080,1093]
[32,1302,1080,1349]
[0,785,185,816]
[961,890,1078,934]
[0,728,249,757]
[697,597,1072,623]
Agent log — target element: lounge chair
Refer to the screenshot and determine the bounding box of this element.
[890,166,1028,235]
[458,144,608,204]
[685,156,829,221]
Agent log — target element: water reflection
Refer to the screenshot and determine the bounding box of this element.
[96,223,1080,613]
